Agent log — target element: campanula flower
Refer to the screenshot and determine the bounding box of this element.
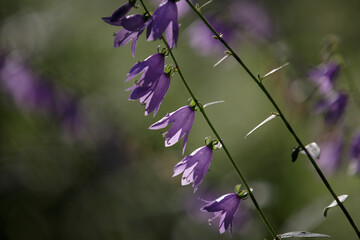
[114,14,148,57]
[201,193,242,235]
[128,72,170,116]
[147,0,179,49]
[102,1,135,26]
[173,145,213,192]
[316,92,348,125]
[309,62,340,96]
[349,132,360,175]
[125,53,165,88]
[317,134,343,174]
[149,102,196,154]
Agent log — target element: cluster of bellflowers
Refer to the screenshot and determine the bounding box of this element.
[102,0,250,235]
[306,43,360,176]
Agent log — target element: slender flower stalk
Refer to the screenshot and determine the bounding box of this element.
[139,1,279,239]
[184,0,360,238]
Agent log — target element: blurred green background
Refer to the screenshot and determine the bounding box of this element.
[1,0,360,239]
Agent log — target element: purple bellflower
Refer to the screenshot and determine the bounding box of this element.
[309,62,340,96]
[173,144,213,192]
[318,134,343,175]
[201,193,242,235]
[149,100,197,154]
[316,92,348,125]
[127,72,170,116]
[125,53,165,89]
[147,0,179,49]
[349,132,360,175]
[102,1,135,26]
[114,14,149,57]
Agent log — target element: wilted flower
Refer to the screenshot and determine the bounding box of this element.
[102,1,135,26]
[114,14,149,57]
[147,0,179,49]
[128,72,170,116]
[316,92,348,125]
[349,132,360,175]
[149,102,196,154]
[173,144,213,192]
[318,134,343,174]
[201,193,242,235]
[309,62,340,96]
[125,53,165,88]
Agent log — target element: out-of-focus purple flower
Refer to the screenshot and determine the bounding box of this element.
[349,132,360,175]
[173,145,213,192]
[147,0,179,49]
[125,53,165,88]
[316,92,348,125]
[230,0,272,41]
[318,134,343,175]
[102,1,135,26]
[149,104,195,154]
[114,14,148,57]
[201,193,242,235]
[309,62,340,96]
[127,72,170,116]
[0,54,84,138]
[187,17,235,56]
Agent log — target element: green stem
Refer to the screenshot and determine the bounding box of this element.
[184,1,360,238]
[139,0,279,239]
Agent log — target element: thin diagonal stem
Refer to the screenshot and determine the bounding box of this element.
[139,1,279,239]
[184,1,360,238]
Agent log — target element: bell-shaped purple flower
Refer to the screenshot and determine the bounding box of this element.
[349,132,360,175]
[201,193,241,235]
[147,0,179,49]
[114,14,148,57]
[127,72,170,116]
[316,92,348,125]
[102,1,135,26]
[318,134,343,175]
[125,53,165,89]
[173,145,213,192]
[149,104,195,154]
[309,62,340,96]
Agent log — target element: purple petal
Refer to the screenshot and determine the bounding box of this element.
[144,73,170,116]
[318,134,343,175]
[114,28,138,48]
[149,113,171,129]
[102,3,133,26]
[147,0,178,43]
[121,14,146,31]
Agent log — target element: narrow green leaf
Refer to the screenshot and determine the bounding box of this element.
[277,231,331,239]
[323,195,348,217]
